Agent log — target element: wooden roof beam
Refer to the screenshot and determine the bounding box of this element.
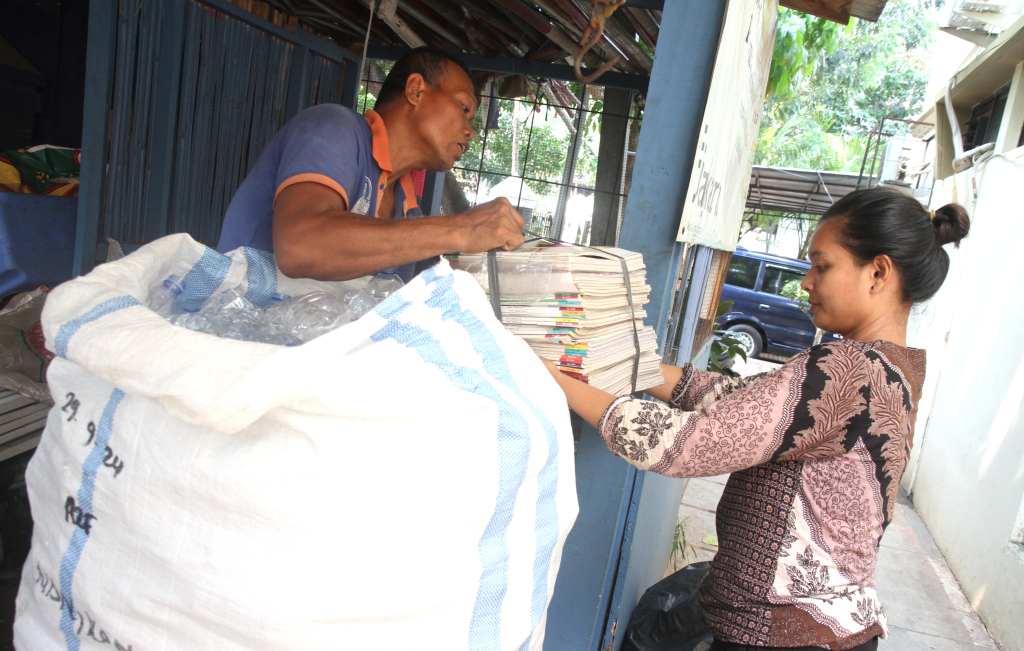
[779,0,852,25]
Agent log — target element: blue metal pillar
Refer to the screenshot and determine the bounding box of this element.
[600,1,728,646]
[74,0,118,276]
[544,1,727,649]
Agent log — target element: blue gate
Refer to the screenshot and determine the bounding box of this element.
[75,0,359,274]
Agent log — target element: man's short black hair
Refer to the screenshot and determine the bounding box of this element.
[373,47,473,110]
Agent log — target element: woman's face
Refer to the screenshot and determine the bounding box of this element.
[800,219,877,337]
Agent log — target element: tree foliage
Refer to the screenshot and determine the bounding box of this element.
[761,0,937,172]
[766,9,846,101]
[756,111,866,171]
[748,1,936,257]
[800,0,936,134]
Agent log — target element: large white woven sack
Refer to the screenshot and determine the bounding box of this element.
[13,233,577,651]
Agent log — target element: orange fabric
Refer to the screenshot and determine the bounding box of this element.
[364,109,419,217]
[363,110,393,172]
[274,173,350,211]
[365,111,391,217]
[400,174,419,213]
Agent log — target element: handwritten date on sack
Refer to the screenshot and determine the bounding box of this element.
[64,393,127,477]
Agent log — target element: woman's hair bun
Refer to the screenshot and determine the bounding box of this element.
[932,203,970,248]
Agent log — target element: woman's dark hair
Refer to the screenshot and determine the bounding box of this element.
[374,47,473,110]
[819,187,970,304]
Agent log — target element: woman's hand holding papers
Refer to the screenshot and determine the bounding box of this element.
[541,355,685,429]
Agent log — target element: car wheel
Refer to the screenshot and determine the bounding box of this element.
[726,324,762,359]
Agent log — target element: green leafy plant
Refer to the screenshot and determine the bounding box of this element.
[780,279,809,305]
[708,301,747,374]
[671,518,697,572]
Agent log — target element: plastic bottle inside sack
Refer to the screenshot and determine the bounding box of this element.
[269,292,355,344]
[365,270,404,300]
[147,275,184,317]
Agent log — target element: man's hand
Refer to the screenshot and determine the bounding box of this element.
[272,183,528,281]
[453,198,526,253]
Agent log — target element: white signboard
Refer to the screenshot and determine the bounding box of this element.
[676,0,778,250]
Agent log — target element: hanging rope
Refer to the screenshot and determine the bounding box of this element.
[574,0,625,84]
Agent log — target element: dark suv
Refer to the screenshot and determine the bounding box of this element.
[718,248,838,359]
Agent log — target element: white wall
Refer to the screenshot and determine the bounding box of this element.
[905,149,1024,651]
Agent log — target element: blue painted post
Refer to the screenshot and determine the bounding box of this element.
[600,1,729,648]
[74,0,118,276]
[543,1,728,650]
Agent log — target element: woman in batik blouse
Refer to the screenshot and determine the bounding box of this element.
[542,187,970,651]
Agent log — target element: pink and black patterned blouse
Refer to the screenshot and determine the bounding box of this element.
[597,340,925,650]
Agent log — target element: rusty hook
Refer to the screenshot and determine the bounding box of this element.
[574,0,624,84]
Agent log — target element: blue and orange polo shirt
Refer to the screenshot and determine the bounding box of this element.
[216,104,423,280]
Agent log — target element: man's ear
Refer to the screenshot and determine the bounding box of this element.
[404,73,426,107]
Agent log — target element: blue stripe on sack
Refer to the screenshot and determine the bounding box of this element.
[178,247,232,312]
[58,388,125,650]
[421,269,562,650]
[243,248,278,308]
[54,297,142,359]
[371,276,530,650]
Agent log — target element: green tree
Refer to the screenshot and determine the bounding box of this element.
[752,0,937,251]
[766,9,846,100]
[801,0,936,134]
[755,111,866,171]
[765,0,936,139]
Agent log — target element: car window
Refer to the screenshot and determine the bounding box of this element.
[762,265,806,296]
[725,256,760,290]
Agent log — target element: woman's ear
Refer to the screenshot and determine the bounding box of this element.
[870,254,895,293]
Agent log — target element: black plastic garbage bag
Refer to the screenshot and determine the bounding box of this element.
[621,561,714,651]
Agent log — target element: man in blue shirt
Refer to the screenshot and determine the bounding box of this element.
[217,47,525,282]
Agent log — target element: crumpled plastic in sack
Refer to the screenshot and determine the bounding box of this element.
[0,288,53,404]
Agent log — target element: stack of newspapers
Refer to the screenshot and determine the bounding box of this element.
[447,243,663,396]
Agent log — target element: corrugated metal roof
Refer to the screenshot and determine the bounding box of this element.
[220,0,891,87]
[746,165,864,216]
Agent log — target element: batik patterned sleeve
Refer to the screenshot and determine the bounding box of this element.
[599,344,873,477]
[668,364,771,411]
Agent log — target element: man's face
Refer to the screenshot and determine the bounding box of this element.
[413,62,478,172]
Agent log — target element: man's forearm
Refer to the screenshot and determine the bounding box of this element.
[272,183,526,281]
[273,210,467,281]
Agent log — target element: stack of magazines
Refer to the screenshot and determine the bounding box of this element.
[447,242,663,396]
